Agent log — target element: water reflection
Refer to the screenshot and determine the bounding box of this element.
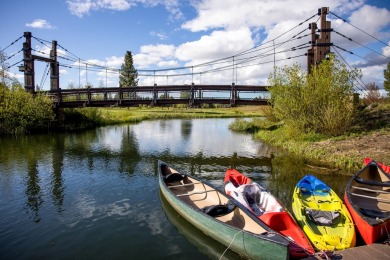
[160,192,242,260]
[25,154,42,223]
[0,118,355,259]
[52,135,65,213]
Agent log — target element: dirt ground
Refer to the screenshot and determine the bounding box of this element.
[310,131,390,167]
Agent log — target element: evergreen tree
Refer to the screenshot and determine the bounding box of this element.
[384,62,390,96]
[119,51,138,87]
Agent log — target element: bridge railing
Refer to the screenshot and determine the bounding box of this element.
[41,84,269,108]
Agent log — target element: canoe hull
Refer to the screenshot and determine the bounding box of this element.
[344,160,390,244]
[224,168,314,259]
[159,161,290,260]
[292,175,356,251]
[344,193,389,244]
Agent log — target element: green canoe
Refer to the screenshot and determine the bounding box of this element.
[158,160,290,260]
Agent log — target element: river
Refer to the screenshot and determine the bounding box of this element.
[0,118,352,259]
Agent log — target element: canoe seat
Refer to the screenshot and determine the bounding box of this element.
[355,177,390,187]
[305,208,340,226]
[200,200,236,217]
[164,173,185,183]
[359,208,390,219]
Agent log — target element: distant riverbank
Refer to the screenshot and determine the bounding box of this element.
[58,105,265,131]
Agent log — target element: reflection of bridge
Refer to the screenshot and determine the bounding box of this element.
[44,84,269,108]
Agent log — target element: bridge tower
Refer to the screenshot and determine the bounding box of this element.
[307,7,332,73]
[20,32,59,93]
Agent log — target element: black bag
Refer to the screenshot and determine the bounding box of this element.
[200,200,236,217]
[305,208,340,226]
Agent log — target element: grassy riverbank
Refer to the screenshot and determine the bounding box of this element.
[229,103,390,172]
[60,105,265,130]
[100,105,264,123]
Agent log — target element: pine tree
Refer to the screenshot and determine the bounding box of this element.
[119,51,138,87]
[384,62,390,96]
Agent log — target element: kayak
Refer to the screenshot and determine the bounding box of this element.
[158,161,290,260]
[344,159,390,244]
[292,175,356,251]
[224,168,315,259]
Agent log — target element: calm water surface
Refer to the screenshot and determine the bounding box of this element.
[0,118,352,259]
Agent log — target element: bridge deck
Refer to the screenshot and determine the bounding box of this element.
[40,84,269,108]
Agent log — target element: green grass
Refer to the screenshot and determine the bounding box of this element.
[63,105,266,127]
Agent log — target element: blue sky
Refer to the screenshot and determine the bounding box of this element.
[1,0,389,91]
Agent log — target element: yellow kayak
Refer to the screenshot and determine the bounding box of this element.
[292,175,356,251]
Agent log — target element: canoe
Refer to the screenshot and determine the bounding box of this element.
[344,160,390,244]
[291,175,356,251]
[224,168,315,259]
[364,158,390,173]
[158,160,290,260]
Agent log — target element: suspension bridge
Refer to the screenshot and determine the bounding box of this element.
[2,7,389,108]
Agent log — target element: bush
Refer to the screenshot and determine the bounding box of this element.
[0,83,55,134]
[267,56,361,137]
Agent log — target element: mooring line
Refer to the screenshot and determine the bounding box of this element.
[219,229,244,260]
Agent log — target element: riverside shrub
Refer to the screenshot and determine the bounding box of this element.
[0,83,55,134]
[267,56,361,136]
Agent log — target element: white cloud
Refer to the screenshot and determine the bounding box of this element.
[150,31,167,40]
[182,0,357,32]
[25,19,55,29]
[67,0,134,17]
[383,43,390,57]
[105,56,124,67]
[157,60,178,67]
[59,69,68,75]
[176,28,253,63]
[66,0,183,19]
[133,44,176,68]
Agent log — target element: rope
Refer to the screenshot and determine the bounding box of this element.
[376,217,390,243]
[219,229,243,260]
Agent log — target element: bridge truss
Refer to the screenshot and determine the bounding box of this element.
[43,84,269,108]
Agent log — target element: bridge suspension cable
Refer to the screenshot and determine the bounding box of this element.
[0,35,23,52]
[329,11,390,48]
[332,46,368,93]
[332,30,390,61]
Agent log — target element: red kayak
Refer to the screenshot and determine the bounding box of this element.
[224,168,315,259]
[344,160,390,244]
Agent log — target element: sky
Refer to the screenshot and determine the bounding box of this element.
[1,0,390,92]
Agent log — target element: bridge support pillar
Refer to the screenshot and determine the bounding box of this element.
[189,83,195,107]
[152,84,158,106]
[231,83,236,106]
[22,32,35,93]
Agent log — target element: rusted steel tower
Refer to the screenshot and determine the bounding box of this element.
[307,7,332,73]
[21,32,59,93]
